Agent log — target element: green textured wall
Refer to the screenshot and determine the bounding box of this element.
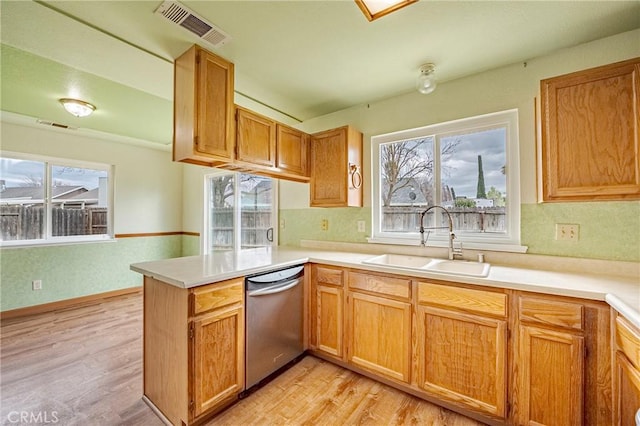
[279,202,640,262]
[0,235,182,312]
[521,201,640,262]
[279,208,371,246]
[181,234,201,257]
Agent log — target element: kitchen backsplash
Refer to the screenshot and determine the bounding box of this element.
[279,201,640,262]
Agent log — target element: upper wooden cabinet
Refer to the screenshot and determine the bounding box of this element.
[310,125,363,207]
[235,106,276,168]
[539,57,640,201]
[277,124,309,177]
[234,106,310,181]
[173,45,235,167]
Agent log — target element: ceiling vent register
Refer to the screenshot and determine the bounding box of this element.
[154,1,232,48]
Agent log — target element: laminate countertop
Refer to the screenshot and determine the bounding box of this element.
[131,246,640,328]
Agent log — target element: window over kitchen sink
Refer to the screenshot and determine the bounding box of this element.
[204,172,277,253]
[370,109,523,251]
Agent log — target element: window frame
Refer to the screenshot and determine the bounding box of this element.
[202,170,279,254]
[370,109,524,252]
[0,151,115,248]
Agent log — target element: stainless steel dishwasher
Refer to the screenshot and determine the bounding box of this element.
[245,264,304,389]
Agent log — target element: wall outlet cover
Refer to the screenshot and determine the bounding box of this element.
[556,223,579,241]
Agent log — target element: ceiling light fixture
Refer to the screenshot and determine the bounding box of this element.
[355,0,418,21]
[59,98,96,117]
[416,63,437,95]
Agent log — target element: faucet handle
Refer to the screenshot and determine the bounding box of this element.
[453,241,463,255]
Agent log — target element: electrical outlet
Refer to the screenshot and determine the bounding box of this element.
[556,223,579,241]
[357,220,366,233]
[280,218,285,229]
[32,280,42,291]
[321,219,329,231]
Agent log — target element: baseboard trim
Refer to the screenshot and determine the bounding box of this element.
[0,287,142,320]
[142,395,173,426]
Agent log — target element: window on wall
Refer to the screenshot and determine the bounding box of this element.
[371,109,522,250]
[0,152,114,246]
[204,172,277,253]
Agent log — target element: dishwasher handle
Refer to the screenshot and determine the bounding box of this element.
[247,278,302,297]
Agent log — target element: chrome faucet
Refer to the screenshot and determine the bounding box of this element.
[419,205,463,260]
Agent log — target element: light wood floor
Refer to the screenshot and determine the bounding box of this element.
[1,293,485,425]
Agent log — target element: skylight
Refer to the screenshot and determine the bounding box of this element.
[355,0,418,21]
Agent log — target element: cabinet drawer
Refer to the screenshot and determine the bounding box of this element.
[349,271,410,299]
[191,278,243,316]
[617,316,640,370]
[314,265,344,286]
[418,282,506,317]
[519,296,583,331]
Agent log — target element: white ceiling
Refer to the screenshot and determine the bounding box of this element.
[1,1,639,138]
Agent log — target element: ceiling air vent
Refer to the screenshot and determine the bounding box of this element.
[36,119,77,130]
[154,1,232,48]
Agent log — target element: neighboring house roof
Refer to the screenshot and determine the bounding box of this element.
[384,178,428,205]
[0,185,88,201]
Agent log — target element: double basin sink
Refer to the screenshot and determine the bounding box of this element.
[362,253,490,278]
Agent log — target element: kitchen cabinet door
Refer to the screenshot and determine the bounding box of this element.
[615,351,640,426]
[348,291,411,382]
[539,57,640,201]
[416,305,507,418]
[315,284,344,359]
[516,324,584,426]
[310,125,363,207]
[236,107,276,168]
[277,124,309,177]
[191,304,244,418]
[174,45,235,166]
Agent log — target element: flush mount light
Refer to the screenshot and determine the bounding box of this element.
[416,63,437,95]
[355,0,418,21]
[59,98,96,117]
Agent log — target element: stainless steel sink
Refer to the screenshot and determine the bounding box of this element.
[362,253,490,277]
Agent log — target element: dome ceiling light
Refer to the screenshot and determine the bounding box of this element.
[416,63,437,95]
[59,98,96,117]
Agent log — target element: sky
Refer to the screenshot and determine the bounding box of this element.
[0,158,106,189]
[441,127,506,198]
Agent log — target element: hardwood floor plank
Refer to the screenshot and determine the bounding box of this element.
[1,292,485,426]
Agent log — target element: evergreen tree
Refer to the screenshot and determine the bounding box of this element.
[476,155,487,199]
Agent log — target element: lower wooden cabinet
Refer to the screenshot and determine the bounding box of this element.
[192,304,244,417]
[315,284,344,358]
[308,264,615,426]
[416,282,507,420]
[310,264,345,360]
[512,293,612,426]
[516,324,584,425]
[614,315,640,425]
[347,286,412,383]
[144,276,244,425]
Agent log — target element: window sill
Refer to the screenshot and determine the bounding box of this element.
[366,236,528,253]
[0,235,116,249]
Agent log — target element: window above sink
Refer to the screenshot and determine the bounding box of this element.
[369,109,525,253]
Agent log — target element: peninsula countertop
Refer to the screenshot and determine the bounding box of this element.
[130,245,640,327]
